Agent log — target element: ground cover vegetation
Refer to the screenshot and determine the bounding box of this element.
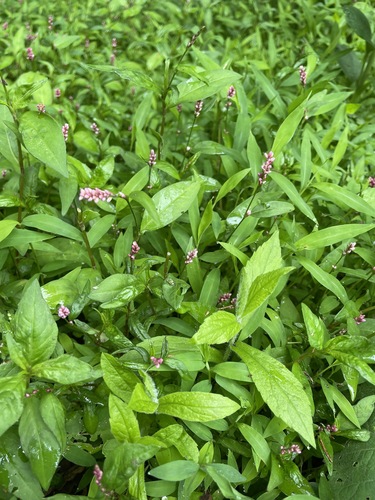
[1,0,375,498]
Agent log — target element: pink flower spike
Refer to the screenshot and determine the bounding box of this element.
[26,47,35,60]
[355,313,366,325]
[185,248,198,264]
[151,356,164,368]
[55,88,61,98]
[194,100,203,117]
[369,176,375,188]
[62,123,69,141]
[299,65,307,86]
[58,304,70,319]
[227,85,236,98]
[148,149,157,167]
[91,122,100,135]
[36,103,45,114]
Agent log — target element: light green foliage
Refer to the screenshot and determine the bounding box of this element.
[1,0,375,497]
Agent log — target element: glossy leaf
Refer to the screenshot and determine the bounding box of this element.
[0,219,17,242]
[174,69,242,104]
[7,280,58,369]
[101,353,140,403]
[272,99,306,156]
[158,392,240,422]
[232,342,315,446]
[89,274,145,308]
[314,182,375,217]
[149,460,200,481]
[301,303,327,350]
[141,181,201,231]
[269,171,317,223]
[22,214,83,241]
[344,5,373,44]
[109,394,140,442]
[298,256,348,303]
[0,373,26,437]
[32,355,102,384]
[19,397,62,490]
[192,310,242,345]
[19,112,68,177]
[295,224,375,250]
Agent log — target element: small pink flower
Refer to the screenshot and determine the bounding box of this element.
[36,103,45,114]
[58,304,70,319]
[55,88,61,98]
[2,169,7,177]
[91,122,100,135]
[3,22,8,30]
[148,149,157,167]
[185,248,198,264]
[194,100,203,117]
[62,123,69,141]
[26,47,35,60]
[343,242,356,255]
[151,356,163,368]
[368,176,375,188]
[48,15,53,30]
[299,65,307,86]
[110,53,116,65]
[79,187,114,203]
[112,37,117,48]
[177,104,182,113]
[128,241,140,260]
[355,313,366,325]
[258,151,275,185]
[227,85,236,98]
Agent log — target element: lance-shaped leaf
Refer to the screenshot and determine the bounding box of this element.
[141,180,201,232]
[0,373,26,437]
[301,303,328,350]
[19,111,68,178]
[19,397,62,490]
[232,342,315,446]
[158,392,240,422]
[7,280,58,369]
[193,311,242,345]
[109,394,140,442]
[295,224,375,250]
[32,355,102,384]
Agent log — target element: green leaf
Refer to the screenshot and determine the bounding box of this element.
[0,104,19,168]
[128,383,159,413]
[192,311,242,345]
[314,183,375,217]
[174,69,242,104]
[7,280,58,369]
[269,171,317,223]
[141,181,201,232]
[344,5,373,44]
[53,34,81,49]
[32,355,101,384]
[0,219,17,242]
[301,303,327,350]
[19,397,62,490]
[215,169,251,204]
[320,378,360,427]
[0,373,26,437]
[295,224,375,250]
[211,362,252,382]
[103,441,160,491]
[219,241,248,266]
[40,393,66,451]
[0,428,44,499]
[22,214,83,241]
[323,348,375,386]
[158,392,240,422]
[153,424,199,462]
[109,394,140,442]
[149,460,200,481]
[89,274,145,308]
[232,342,315,446]
[204,463,246,484]
[272,99,306,156]
[87,214,116,247]
[297,256,348,303]
[83,63,161,92]
[101,353,140,403]
[19,112,68,177]
[238,423,271,467]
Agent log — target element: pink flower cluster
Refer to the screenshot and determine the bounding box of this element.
[185,248,198,264]
[226,86,236,108]
[48,15,53,30]
[62,123,69,141]
[36,103,45,114]
[79,187,114,203]
[128,241,140,260]
[343,242,356,255]
[318,424,338,433]
[299,65,307,86]
[55,88,61,98]
[148,149,157,167]
[26,47,35,60]
[217,293,237,309]
[195,100,203,117]
[151,356,163,368]
[58,304,70,319]
[355,313,366,325]
[369,176,375,188]
[258,151,275,185]
[280,444,302,455]
[91,122,100,135]
[93,464,112,496]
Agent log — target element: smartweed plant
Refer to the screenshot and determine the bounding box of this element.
[1,1,375,499]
